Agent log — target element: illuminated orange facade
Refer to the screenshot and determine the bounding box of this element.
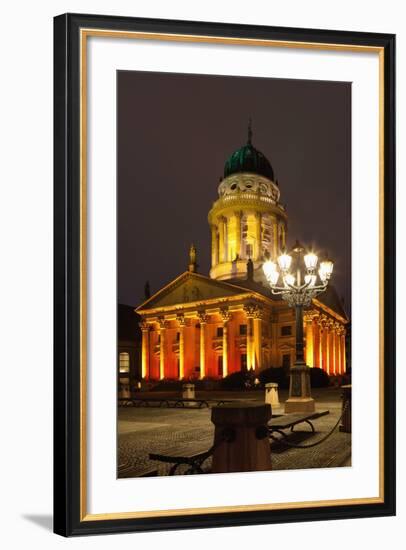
[136,127,348,380]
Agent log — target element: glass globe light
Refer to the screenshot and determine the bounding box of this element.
[284,273,295,287]
[269,270,280,285]
[304,252,318,270]
[278,253,292,271]
[320,259,334,279]
[318,268,327,283]
[262,260,277,280]
[304,274,317,287]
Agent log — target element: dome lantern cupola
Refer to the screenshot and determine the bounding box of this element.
[208,122,288,283]
[223,121,275,181]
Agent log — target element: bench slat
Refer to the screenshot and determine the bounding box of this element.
[269,410,329,429]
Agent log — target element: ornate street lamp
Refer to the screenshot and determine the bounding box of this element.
[263,240,334,413]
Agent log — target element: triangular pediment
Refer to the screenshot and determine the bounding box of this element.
[136,272,250,312]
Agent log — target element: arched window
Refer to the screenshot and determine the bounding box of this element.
[119,352,130,373]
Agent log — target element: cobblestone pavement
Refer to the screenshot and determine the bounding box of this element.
[117,387,351,478]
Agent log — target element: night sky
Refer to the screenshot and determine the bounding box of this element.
[117,71,351,313]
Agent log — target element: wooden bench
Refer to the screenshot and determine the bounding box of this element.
[149,447,213,475]
[268,410,330,441]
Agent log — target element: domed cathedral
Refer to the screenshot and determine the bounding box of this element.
[209,122,287,284]
[135,124,348,382]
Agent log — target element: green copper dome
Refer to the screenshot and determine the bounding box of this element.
[223,123,275,181]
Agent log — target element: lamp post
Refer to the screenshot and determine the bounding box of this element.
[263,240,334,413]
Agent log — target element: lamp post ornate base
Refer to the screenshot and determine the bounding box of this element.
[284,361,315,413]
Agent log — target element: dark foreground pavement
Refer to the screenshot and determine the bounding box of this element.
[117,387,351,477]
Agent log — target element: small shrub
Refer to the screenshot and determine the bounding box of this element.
[150,379,183,391]
[258,366,289,389]
[309,367,330,388]
[193,378,221,391]
[341,373,351,386]
[149,377,222,392]
[221,370,251,390]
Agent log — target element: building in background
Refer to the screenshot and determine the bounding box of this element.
[117,304,141,396]
[136,127,348,380]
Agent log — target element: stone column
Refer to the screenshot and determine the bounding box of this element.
[330,324,335,375]
[248,316,254,371]
[272,219,278,259]
[334,324,340,376]
[313,316,320,368]
[139,320,149,379]
[224,216,229,262]
[304,314,314,367]
[234,210,242,259]
[337,327,342,375]
[324,321,330,374]
[324,322,329,374]
[255,212,262,260]
[331,323,337,375]
[244,304,256,371]
[281,224,286,249]
[220,309,231,378]
[218,216,225,263]
[320,316,327,373]
[211,403,272,473]
[328,322,334,375]
[158,318,167,380]
[253,308,263,372]
[211,224,218,267]
[177,314,186,380]
[198,312,209,379]
[341,330,347,373]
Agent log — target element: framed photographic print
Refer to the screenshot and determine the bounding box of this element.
[54,13,396,536]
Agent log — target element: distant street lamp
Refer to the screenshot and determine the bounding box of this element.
[263,240,334,413]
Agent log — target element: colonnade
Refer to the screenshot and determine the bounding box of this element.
[304,313,346,375]
[139,305,264,380]
[140,309,346,380]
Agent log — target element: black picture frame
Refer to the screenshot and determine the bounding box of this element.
[54,12,396,536]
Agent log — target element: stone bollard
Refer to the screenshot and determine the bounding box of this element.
[211,402,272,473]
[182,383,195,406]
[339,384,352,433]
[119,383,131,399]
[265,383,280,407]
